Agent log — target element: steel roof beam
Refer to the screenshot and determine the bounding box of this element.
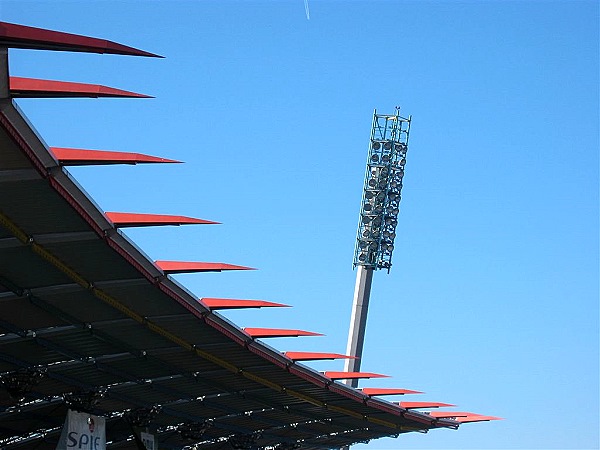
[0,231,97,250]
[0,168,40,183]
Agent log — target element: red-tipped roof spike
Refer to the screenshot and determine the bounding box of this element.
[284,352,357,361]
[106,212,219,227]
[360,388,423,396]
[398,402,455,409]
[455,415,503,423]
[156,261,255,274]
[200,298,290,310]
[0,21,162,57]
[10,77,152,98]
[50,148,181,165]
[428,411,477,418]
[324,372,390,380]
[244,328,323,338]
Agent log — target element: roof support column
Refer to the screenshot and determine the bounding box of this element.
[0,46,8,98]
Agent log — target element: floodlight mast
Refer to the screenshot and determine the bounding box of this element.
[344,108,411,388]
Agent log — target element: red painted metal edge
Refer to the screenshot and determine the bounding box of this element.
[200,298,290,309]
[284,352,356,361]
[106,212,219,227]
[0,21,162,57]
[455,415,502,423]
[244,328,323,338]
[398,402,454,409]
[10,77,152,98]
[361,388,423,396]
[428,411,473,418]
[50,148,181,165]
[323,372,390,380]
[155,261,256,273]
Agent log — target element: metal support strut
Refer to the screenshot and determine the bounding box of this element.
[343,265,374,388]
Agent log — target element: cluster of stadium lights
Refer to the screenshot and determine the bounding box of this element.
[353,111,411,271]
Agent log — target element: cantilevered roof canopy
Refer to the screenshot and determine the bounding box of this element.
[0,19,494,450]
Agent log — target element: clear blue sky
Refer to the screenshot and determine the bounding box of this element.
[2,1,598,449]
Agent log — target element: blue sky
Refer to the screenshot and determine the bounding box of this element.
[2,1,598,449]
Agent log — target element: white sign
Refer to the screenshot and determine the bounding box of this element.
[56,409,106,450]
[140,432,155,450]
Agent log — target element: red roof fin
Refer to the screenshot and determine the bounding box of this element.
[284,352,357,361]
[0,21,162,57]
[244,328,323,338]
[50,148,181,165]
[10,77,151,98]
[200,298,290,309]
[455,415,502,423]
[398,402,454,409]
[324,372,389,380]
[155,261,255,274]
[360,388,423,396]
[106,212,219,227]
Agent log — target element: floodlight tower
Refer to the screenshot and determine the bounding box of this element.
[344,108,411,388]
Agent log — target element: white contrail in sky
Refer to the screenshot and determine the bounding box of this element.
[304,0,310,20]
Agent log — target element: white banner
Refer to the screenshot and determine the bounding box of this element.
[56,409,106,450]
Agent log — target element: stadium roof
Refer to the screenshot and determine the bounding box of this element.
[0,21,497,449]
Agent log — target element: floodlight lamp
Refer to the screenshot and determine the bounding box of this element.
[368,179,377,188]
[384,141,392,150]
[391,208,399,215]
[363,203,372,211]
[371,154,379,163]
[369,243,377,251]
[365,191,374,199]
[359,253,367,262]
[382,154,391,163]
[372,141,381,150]
[373,217,382,226]
[361,216,371,224]
[377,192,385,201]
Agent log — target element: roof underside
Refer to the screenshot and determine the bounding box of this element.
[0,21,459,450]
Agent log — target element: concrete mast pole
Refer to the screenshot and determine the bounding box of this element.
[343,265,374,388]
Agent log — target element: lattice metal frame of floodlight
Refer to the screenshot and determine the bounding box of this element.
[353,108,411,273]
